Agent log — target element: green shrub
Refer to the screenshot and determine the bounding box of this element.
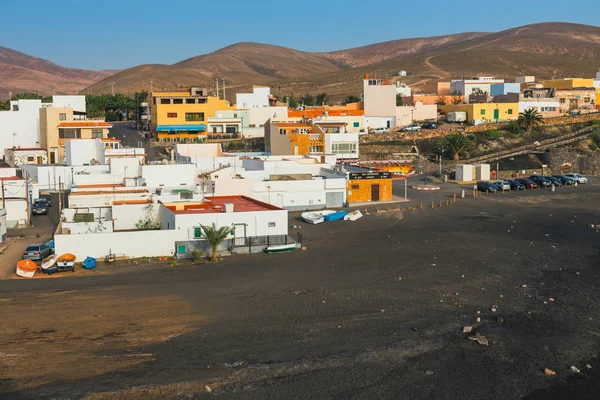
[485,130,502,139]
[506,122,524,135]
[188,249,205,264]
[590,120,600,126]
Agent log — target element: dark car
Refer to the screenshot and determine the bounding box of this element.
[507,180,525,190]
[39,194,52,206]
[516,178,539,189]
[477,181,497,193]
[23,244,52,261]
[421,121,438,129]
[32,200,48,215]
[545,176,562,186]
[530,175,552,187]
[553,175,576,185]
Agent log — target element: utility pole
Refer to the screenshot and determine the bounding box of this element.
[25,171,31,227]
[109,82,116,96]
[1,180,5,209]
[150,80,154,93]
[215,78,219,99]
[58,176,63,216]
[222,79,226,101]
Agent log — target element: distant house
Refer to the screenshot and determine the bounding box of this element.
[450,77,505,102]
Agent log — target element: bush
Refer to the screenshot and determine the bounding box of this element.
[485,130,502,139]
[591,120,600,126]
[188,249,205,264]
[506,122,524,135]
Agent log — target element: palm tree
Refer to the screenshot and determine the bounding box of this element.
[316,93,328,106]
[200,223,234,262]
[343,95,361,105]
[441,134,474,160]
[434,96,446,106]
[517,108,544,132]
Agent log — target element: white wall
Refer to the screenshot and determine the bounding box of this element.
[51,96,86,113]
[236,87,271,108]
[364,117,396,130]
[0,209,7,241]
[142,164,196,188]
[66,139,105,166]
[363,80,397,117]
[213,178,254,197]
[62,221,113,234]
[324,133,359,160]
[112,203,157,231]
[0,100,43,153]
[69,191,151,208]
[519,101,560,113]
[4,199,28,228]
[54,229,183,260]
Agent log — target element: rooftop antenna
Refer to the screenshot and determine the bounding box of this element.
[215,78,219,99]
[222,79,226,101]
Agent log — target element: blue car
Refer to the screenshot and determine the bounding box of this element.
[507,180,525,190]
[553,175,576,185]
[477,181,497,193]
[530,175,552,187]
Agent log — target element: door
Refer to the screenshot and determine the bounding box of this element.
[37,157,43,164]
[50,151,56,164]
[326,192,343,208]
[233,223,247,247]
[371,184,380,201]
[386,120,391,128]
[493,109,499,120]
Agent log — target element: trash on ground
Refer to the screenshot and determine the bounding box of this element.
[468,333,489,346]
[463,326,473,333]
[224,360,244,368]
[425,370,434,375]
[544,368,556,376]
[570,366,581,373]
[344,210,363,221]
[586,364,592,369]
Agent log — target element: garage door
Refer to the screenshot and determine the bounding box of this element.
[326,192,343,208]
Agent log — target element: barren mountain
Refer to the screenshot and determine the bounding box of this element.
[83,22,600,100]
[0,46,115,98]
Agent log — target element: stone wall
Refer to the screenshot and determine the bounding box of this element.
[545,148,600,175]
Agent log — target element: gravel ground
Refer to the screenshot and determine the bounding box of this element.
[1,186,599,399]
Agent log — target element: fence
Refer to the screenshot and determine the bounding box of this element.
[232,232,302,254]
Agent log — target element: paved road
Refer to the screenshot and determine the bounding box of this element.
[108,121,159,162]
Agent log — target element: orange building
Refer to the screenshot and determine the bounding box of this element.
[347,171,393,203]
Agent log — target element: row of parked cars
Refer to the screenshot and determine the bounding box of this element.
[371,122,439,134]
[477,174,588,193]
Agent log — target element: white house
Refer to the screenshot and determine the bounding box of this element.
[236,86,272,108]
[363,75,397,129]
[0,208,7,242]
[395,82,412,97]
[0,167,30,228]
[215,106,288,138]
[395,102,437,127]
[451,77,505,102]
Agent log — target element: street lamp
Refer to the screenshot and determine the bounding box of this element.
[70,167,74,186]
[12,132,17,148]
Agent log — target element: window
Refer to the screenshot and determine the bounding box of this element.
[351,184,359,190]
[12,105,18,111]
[299,128,310,134]
[185,113,204,122]
[234,113,237,118]
[331,142,357,154]
[167,113,177,118]
[27,156,35,162]
[559,98,566,103]
[480,109,486,115]
[279,129,287,135]
[353,122,360,128]
[309,145,321,153]
[197,98,206,104]
[91,129,103,138]
[58,129,81,139]
[186,99,196,104]
[507,109,513,115]
[268,222,276,227]
[173,98,183,104]
[59,113,67,121]
[194,227,202,238]
[160,99,171,104]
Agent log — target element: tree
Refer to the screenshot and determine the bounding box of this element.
[0,100,9,111]
[200,223,234,262]
[300,94,314,107]
[316,93,328,106]
[343,95,361,105]
[435,96,446,106]
[396,94,404,106]
[450,90,463,105]
[439,134,474,160]
[283,94,299,109]
[517,108,544,133]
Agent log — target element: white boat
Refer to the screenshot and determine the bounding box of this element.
[16,260,37,278]
[40,254,58,270]
[301,210,335,225]
[265,243,296,254]
[344,210,364,222]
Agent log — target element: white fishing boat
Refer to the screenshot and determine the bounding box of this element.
[301,210,335,225]
[16,260,38,278]
[40,254,58,270]
[344,210,363,222]
[265,243,297,254]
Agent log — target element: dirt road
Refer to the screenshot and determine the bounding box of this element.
[1,186,599,399]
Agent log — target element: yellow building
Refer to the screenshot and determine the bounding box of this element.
[39,107,112,163]
[596,88,600,110]
[440,103,519,125]
[151,87,234,142]
[541,78,595,90]
[347,171,393,203]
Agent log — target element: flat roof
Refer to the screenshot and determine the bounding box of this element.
[7,148,46,151]
[162,195,283,214]
[70,189,148,196]
[0,176,24,181]
[58,122,112,128]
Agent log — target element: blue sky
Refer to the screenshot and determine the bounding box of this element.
[1,0,598,70]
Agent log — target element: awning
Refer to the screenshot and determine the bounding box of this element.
[309,139,324,146]
[156,124,206,132]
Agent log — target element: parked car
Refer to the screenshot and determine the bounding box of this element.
[39,194,52,206]
[530,175,552,187]
[372,127,388,134]
[507,180,525,190]
[565,173,588,184]
[494,181,511,191]
[516,178,539,189]
[23,244,52,261]
[553,175,576,185]
[401,123,422,132]
[421,121,438,129]
[477,181,497,193]
[545,176,562,186]
[32,200,48,215]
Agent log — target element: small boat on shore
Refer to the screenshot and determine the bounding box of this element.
[16,260,38,278]
[57,253,76,272]
[301,210,335,225]
[323,210,347,222]
[41,254,58,270]
[344,210,363,221]
[265,243,296,254]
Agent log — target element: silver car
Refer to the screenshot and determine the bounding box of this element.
[23,244,52,261]
[565,173,588,184]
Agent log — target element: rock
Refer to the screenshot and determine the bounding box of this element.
[545,368,556,376]
[549,298,555,302]
[576,272,581,275]
[591,224,595,229]
[586,364,592,369]
[425,370,434,375]
[476,310,481,314]
[301,247,307,251]
[522,285,528,288]
[463,326,473,333]
[570,366,581,373]
[476,317,481,323]
[205,385,213,393]
[491,308,497,313]
[476,336,489,346]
